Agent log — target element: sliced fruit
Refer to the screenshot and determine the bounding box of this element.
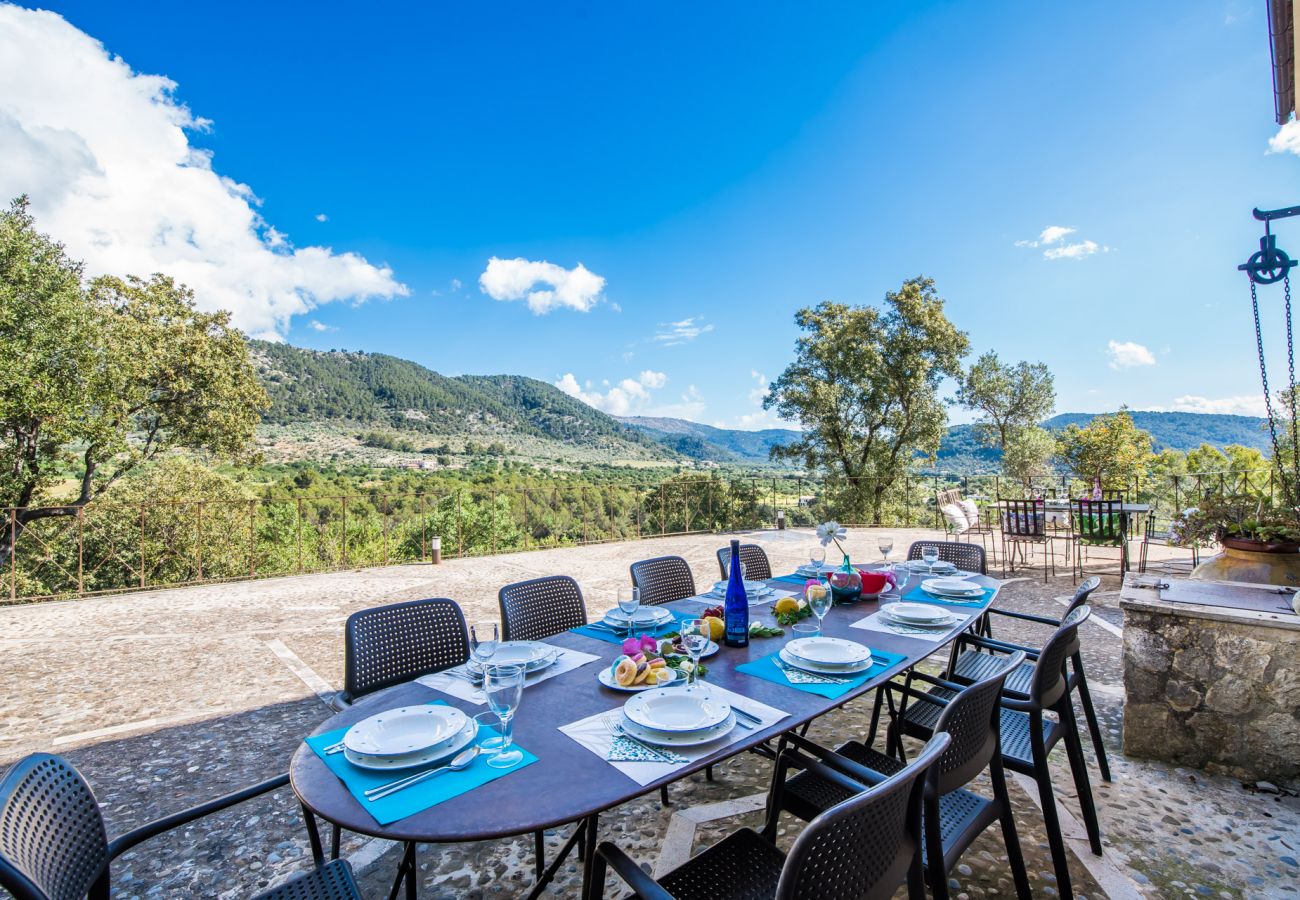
[703,615,725,641]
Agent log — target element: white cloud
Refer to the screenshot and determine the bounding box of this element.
[555,369,667,416]
[307,319,336,332]
[1167,395,1268,417]
[450,278,462,291]
[654,316,714,345]
[1106,340,1156,369]
[1016,224,1112,260]
[646,384,708,420]
[479,256,605,314]
[0,6,407,340]
[314,213,328,222]
[1268,119,1300,155]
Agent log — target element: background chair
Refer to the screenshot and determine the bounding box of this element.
[498,575,587,641]
[905,539,986,575]
[715,543,772,580]
[630,555,697,606]
[592,733,952,900]
[0,753,358,900]
[997,499,1055,582]
[770,652,1031,900]
[1072,498,1128,578]
[1139,514,1199,573]
[335,597,470,710]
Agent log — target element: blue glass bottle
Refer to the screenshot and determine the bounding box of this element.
[723,539,749,647]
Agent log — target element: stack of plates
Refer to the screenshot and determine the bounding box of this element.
[467,640,560,677]
[708,579,775,600]
[905,559,958,575]
[603,606,674,631]
[778,636,874,675]
[619,688,736,747]
[879,602,960,629]
[920,577,985,600]
[795,562,834,577]
[341,705,479,771]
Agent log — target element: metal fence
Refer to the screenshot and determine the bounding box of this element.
[2,467,1275,603]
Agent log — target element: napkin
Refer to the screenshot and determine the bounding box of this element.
[417,646,600,705]
[607,733,689,764]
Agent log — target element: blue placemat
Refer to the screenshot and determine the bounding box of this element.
[736,648,907,699]
[306,704,537,826]
[570,609,697,644]
[772,574,813,586]
[902,584,995,609]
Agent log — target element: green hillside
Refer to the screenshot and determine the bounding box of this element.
[616,416,799,463]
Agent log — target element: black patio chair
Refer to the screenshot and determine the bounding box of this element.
[629,555,697,606]
[997,499,1056,583]
[0,753,359,900]
[335,597,471,710]
[953,577,1111,781]
[767,652,1031,900]
[499,575,587,641]
[591,732,952,900]
[896,607,1102,899]
[1071,498,1127,578]
[905,539,986,575]
[715,543,773,580]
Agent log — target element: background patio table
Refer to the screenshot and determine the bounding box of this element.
[289,572,1000,897]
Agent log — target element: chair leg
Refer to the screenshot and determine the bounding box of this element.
[1028,724,1074,899]
[1061,701,1104,856]
[659,785,670,806]
[330,823,340,861]
[534,829,546,880]
[867,687,886,745]
[1073,656,1112,782]
[906,848,927,900]
[992,760,1033,900]
[924,795,949,900]
[705,764,714,781]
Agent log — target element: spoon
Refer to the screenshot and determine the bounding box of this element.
[364,746,480,801]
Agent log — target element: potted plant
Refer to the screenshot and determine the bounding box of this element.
[1174,492,1300,586]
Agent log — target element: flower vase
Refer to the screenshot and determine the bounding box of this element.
[828,554,863,604]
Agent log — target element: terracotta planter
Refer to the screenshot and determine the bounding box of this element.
[1191,537,1300,587]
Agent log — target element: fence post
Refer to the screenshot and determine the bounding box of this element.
[660,485,666,536]
[456,491,463,558]
[342,496,349,568]
[9,508,15,603]
[248,499,256,577]
[77,508,84,596]
[383,495,390,566]
[522,490,529,551]
[904,474,912,528]
[297,498,304,574]
[196,501,204,581]
[771,479,777,530]
[140,505,146,588]
[420,495,427,559]
[492,489,498,555]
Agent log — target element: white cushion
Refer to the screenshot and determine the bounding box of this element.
[940,503,970,534]
[958,499,980,528]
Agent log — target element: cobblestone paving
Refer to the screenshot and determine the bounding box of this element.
[0,529,1295,898]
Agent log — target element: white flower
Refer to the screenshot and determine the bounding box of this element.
[816,521,847,547]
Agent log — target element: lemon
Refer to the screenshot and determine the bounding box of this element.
[773,597,801,616]
[702,615,725,641]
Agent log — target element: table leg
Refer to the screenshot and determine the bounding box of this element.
[525,820,586,900]
[299,803,325,868]
[581,813,601,900]
[386,842,417,900]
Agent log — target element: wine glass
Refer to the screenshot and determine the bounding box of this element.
[617,587,640,638]
[470,622,498,669]
[878,538,894,562]
[921,546,940,571]
[809,546,826,572]
[679,618,709,692]
[483,663,525,769]
[806,583,832,637]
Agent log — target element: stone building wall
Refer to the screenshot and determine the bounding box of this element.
[1123,603,1300,785]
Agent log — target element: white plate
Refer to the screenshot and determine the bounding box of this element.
[711,579,773,596]
[343,716,478,771]
[886,602,950,623]
[920,578,984,598]
[786,636,874,667]
[620,711,736,747]
[343,704,469,757]
[469,641,558,674]
[906,560,956,574]
[879,607,960,629]
[604,606,673,627]
[778,646,872,675]
[797,563,834,574]
[624,688,731,733]
[597,664,679,691]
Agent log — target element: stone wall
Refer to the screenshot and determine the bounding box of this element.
[1123,603,1300,785]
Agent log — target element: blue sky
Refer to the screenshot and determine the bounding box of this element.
[3,1,1297,428]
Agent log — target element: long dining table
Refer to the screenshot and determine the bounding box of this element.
[289,567,1000,899]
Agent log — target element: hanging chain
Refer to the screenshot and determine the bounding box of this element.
[1251,275,1300,508]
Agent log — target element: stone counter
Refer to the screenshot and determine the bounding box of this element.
[1121,575,1300,785]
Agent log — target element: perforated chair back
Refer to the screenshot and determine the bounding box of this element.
[930,651,1026,795]
[905,540,986,575]
[998,500,1045,540]
[499,575,587,641]
[776,732,951,900]
[715,543,773,580]
[629,555,696,607]
[0,753,110,900]
[1065,576,1101,617]
[342,598,469,703]
[1028,606,1090,709]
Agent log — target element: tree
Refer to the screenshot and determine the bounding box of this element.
[1055,409,1154,490]
[1001,425,1057,489]
[956,351,1055,451]
[765,277,969,520]
[0,198,269,565]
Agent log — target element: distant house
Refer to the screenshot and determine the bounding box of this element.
[1271,0,1296,123]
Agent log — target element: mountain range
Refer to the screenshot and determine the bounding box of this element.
[250,341,1269,470]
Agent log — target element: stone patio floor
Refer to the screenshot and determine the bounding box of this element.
[0,528,1296,899]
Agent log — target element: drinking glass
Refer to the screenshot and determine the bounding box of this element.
[470,622,498,669]
[617,587,640,638]
[483,663,525,768]
[921,546,940,570]
[806,583,833,637]
[809,546,826,571]
[878,539,894,562]
[679,618,709,692]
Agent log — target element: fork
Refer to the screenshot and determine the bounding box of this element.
[602,714,674,762]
